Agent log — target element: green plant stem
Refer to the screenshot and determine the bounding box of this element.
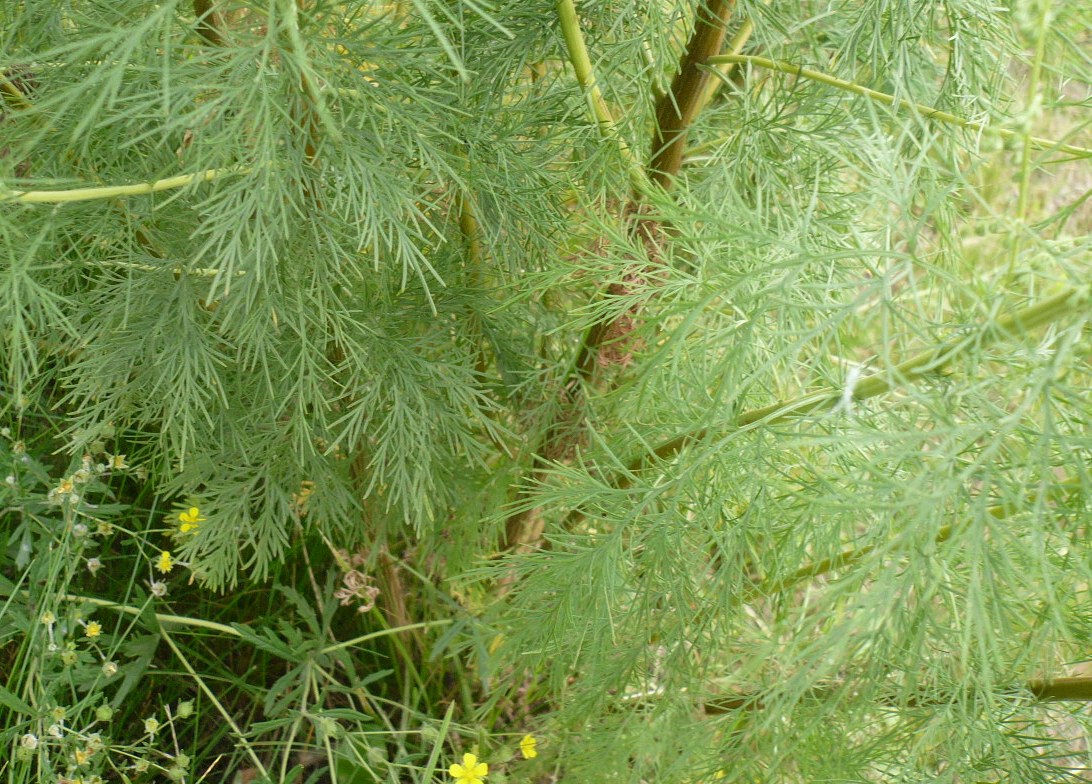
[9,589,444,653]
[555,0,644,191]
[0,57,240,207]
[2,167,239,204]
[458,190,484,268]
[633,286,1089,473]
[1007,2,1052,277]
[320,620,452,655]
[1027,676,1092,701]
[759,477,1081,596]
[160,626,270,779]
[690,55,1092,158]
[96,258,242,277]
[51,592,242,634]
[701,674,1092,715]
[505,0,654,551]
[277,0,343,150]
[700,483,1088,717]
[504,8,746,552]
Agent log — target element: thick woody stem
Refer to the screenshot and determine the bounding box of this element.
[649,0,736,189]
[193,0,227,46]
[503,2,737,553]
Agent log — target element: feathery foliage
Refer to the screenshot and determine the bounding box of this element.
[2,1,1090,782]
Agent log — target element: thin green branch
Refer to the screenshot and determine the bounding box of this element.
[505,0,658,552]
[555,0,645,191]
[759,478,1081,596]
[95,259,243,277]
[634,286,1089,472]
[21,588,445,656]
[691,55,1092,158]
[0,70,239,206]
[23,591,243,635]
[160,626,270,779]
[1007,2,1052,277]
[320,619,452,655]
[277,0,343,150]
[701,674,1092,715]
[2,167,240,204]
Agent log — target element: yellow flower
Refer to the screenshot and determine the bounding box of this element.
[156,551,174,574]
[519,734,537,759]
[177,506,205,534]
[85,620,102,639]
[449,753,488,784]
[56,478,74,496]
[107,453,128,470]
[291,481,316,516]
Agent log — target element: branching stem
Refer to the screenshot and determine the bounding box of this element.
[693,55,1092,158]
[701,674,1092,715]
[632,286,1088,473]
[759,478,1081,596]
[1007,0,1053,276]
[503,1,739,551]
[3,167,239,204]
[555,0,645,191]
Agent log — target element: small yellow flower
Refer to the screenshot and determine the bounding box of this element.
[41,611,56,625]
[177,506,205,534]
[107,453,128,470]
[84,621,102,639]
[143,716,159,735]
[449,752,488,784]
[56,478,74,496]
[291,481,316,516]
[74,746,94,765]
[519,734,537,759]
[156,551,174,574]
